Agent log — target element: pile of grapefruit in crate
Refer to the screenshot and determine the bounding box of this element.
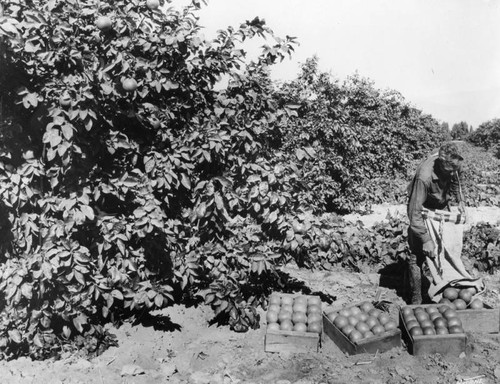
[402,305,464,336]
[439,286,483,310]
[324,301,398,343]
[266,294,323,334]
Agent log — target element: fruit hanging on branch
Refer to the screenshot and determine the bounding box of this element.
[95,16,112,32]
[59,92,72,108]
[146,0,160,10]
[122,78,138,93]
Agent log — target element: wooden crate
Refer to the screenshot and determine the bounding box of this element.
[264,293,322,353]
[322,310,401,355]
[399,305,466,357]
[456,304,499,334]
[265,329,320,353]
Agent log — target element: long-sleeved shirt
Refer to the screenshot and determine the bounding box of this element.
[407,153,462,244]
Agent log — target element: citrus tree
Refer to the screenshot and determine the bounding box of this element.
[468,118,500,158]
[275,57,451,213]
[0,0,297,358]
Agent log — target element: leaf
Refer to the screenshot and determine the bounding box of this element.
[24,41,41,53]
[21,284,33,299]
[214,300,229,316]
[258,181,269,196]
[181,173,191,190]
[253,202,260,212]
[73,317,83,333]
[295,148,306,161]
[62,325,71,339]
[8,330,22,343]
[74,270,86,286]
[111,289,124,300]
[145,158,155,173]
[80,205,95,220]
[154,294,163,307]
[304,146,316,158]
[61,124,73,140]
[268,210,278,223]
[0,20,20,36]
[214,193,224,210]
[249,186,259,199]
[134,208,147,218]
[33,333,44,348]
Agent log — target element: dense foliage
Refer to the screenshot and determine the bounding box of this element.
[463,223,500,273]
[0,0,496,361]
[468,119,500,158]
[275,57,451,213]
[459,142,500,207]
[450,121,470,140]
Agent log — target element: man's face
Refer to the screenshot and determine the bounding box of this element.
[437,155,460,175]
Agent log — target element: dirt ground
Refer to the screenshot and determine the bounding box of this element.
[1,206,499,384]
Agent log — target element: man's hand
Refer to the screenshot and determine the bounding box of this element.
[423,240,436,259]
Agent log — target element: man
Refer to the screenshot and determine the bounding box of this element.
[406,142,466,304]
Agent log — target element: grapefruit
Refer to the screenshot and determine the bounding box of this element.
[327,311,337,323]
[435,327,449,335]
[146,0,160,9]
[458,289,473,304]
[469,298,484,309]
[293,323,307,332]
[59,93,71,108]
[266,310,278,324]
[349,330,363,342]
[443,287,459,301]
[453,299,467,310]
[122,78,138,92]
[267,323,280,331]
[280,320,293,331]
[307,321,322,334]
[334,315,348,329]
[409,327,423,336]
[96,16,112,31]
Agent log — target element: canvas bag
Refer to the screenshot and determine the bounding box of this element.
[422,208,484,301]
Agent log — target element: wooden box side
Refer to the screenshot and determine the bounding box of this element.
[412,334,466,357]
[456,304,499,334]
[322,314,355,355]
[355,328,401,354]
[265,329,320,353]
[323,314,401,355]
[399,306,467,357]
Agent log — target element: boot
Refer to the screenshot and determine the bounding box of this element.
[408,255,422,305]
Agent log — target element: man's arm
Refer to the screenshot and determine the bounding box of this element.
[450,165,466,215]
[408,178,431,244]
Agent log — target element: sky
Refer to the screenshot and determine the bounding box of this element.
[191,0,500,129]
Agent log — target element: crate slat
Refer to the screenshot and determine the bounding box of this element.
[265,329,320,353]
[456,304,499,334]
